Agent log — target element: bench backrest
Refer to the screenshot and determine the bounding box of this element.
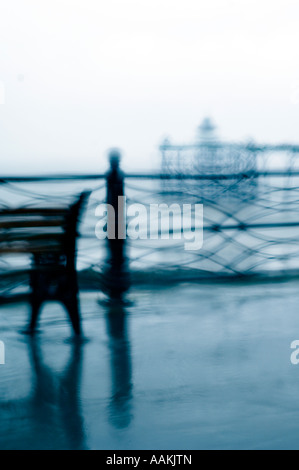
[0,192,90,264]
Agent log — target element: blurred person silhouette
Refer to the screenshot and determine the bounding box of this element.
[103,150,130,302]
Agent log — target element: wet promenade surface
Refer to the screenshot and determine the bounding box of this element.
[1,280,299,450]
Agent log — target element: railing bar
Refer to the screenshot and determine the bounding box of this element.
[2,170,299,182]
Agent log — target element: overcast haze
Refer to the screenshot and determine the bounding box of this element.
[0,0,299,174]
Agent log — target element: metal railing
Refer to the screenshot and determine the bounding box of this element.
[1,154,299,299]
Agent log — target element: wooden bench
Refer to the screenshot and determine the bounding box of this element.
[0,192,90,335]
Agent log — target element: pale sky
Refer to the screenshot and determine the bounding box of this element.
[0,0,299,173]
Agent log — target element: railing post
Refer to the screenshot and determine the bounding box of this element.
[104,150,129,301]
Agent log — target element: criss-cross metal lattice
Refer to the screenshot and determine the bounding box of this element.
[1,147,299,297]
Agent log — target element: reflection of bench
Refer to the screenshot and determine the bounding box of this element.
[0,192,90,335]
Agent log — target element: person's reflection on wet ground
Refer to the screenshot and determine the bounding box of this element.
[0,338,86,450]
[105,302,133,429]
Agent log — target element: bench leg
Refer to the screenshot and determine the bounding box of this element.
[29,297,42,333]
[63,295,82,336]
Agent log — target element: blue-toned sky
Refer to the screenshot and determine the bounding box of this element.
[0,0,299,173]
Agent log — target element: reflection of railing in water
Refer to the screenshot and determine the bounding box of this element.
[1,159,299,300]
